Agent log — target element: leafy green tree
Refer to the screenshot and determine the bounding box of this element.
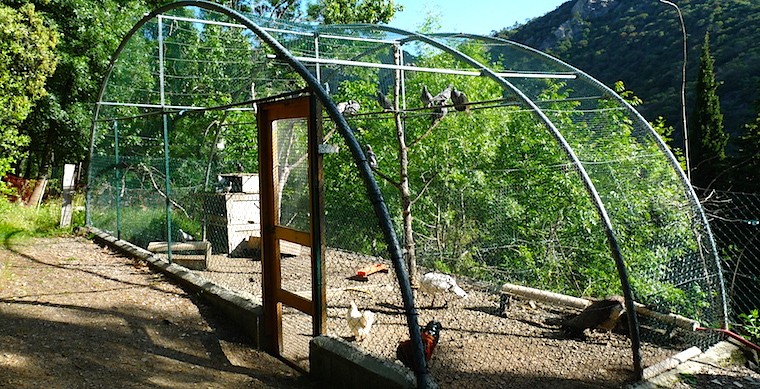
[0,3,57,191]
[735,110,760,192]
[306,0,401,24]
[3,0,162,184]
[692,32,728,189]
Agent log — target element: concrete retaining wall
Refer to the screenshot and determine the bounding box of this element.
[87,227,263,345]
[88,227,417,388]
[310,335,415,389]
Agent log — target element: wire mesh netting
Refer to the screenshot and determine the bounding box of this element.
[87,3,734,387]
[700,189,760,326]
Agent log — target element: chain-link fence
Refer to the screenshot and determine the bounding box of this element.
[87,2,732,387]
[700,189,760,332]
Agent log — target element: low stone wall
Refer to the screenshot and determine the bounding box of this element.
[87,227,263,345]
[310,335,415,389]
[87,226,416,388]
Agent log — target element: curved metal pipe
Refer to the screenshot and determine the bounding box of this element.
[438,32,728,329]
[354,26,644,378]
[89,2,433,386]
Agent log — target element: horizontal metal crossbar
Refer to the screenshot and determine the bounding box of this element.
[267,54,577,79]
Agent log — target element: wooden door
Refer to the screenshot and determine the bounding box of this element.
[257,94,325,367]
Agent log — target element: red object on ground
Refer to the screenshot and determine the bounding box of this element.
[356,263,388,278]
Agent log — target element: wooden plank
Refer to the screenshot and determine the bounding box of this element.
[309,94,327,336]
[274,226,311,247]
[258,97,283,355]
[147,241,211,253]
[247,236,302,256]
[278,289,314,316]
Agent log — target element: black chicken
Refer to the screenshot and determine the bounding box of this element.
[396,320,443,369]
[562,296,625,338]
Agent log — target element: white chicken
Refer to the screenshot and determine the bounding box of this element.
[346,301,375,341]
[419,272,467,308]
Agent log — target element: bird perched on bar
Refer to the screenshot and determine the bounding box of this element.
[451,87,470,114]
[337,100,360,116]
[347,301,375,341]
[376,90,394,111]
[420,85,433,107]
[366,145,378,169]
[431,84,453,106]
[235,161,245,172]
[498,293,512,317]
[562,295,625,338]
[419,272,467,308]
[178,228,194,242]
[396,320,443,369]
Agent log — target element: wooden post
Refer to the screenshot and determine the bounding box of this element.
[309,95,327,335]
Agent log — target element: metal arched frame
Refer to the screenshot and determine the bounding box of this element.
[88,1,434,387]
[87,1,727,383]
[434,32,728,328]
[323,24,645,377]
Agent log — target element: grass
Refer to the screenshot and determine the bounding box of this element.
[0,195,85,246]
[677,372,697,385]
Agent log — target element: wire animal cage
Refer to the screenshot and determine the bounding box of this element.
[87,1,729,387]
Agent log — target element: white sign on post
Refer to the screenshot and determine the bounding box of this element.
[60,164,76,228]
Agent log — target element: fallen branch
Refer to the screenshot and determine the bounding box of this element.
[501,283,700,331]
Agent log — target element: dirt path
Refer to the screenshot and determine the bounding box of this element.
[2,235,758,388]
[0,235,313,389]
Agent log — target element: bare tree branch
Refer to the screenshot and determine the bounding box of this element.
[138,163,189,218]
[411,172,438,206]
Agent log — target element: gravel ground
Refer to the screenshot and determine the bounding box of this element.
[193,246,760,388]
[2,235,758,388]
[0,235,313,389]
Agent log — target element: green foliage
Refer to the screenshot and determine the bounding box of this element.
[739,309,760,344]
[734,101,760,192]
[306,0,401,24]
[0,196,84,244]
[692,32,728,188]
[502,0,760,146]
[5,0,157,179]
[0,3,58,181]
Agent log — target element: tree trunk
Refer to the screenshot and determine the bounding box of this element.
[26,151,52,207]
[27,145,53,208]
[392,45,418,288]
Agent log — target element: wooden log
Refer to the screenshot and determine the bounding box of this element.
[501,283,591,309]
[501,283,700,331]
[147,241,211,270]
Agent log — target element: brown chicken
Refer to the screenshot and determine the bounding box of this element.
[396,320,443,369]
[562,296,625,338]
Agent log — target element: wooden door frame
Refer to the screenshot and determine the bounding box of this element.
[256,93,326,356]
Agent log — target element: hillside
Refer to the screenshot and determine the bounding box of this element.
[498,0,760,145]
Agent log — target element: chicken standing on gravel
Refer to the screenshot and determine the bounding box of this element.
[419,272,467,308]
[346,301,375,341]
[562,296,625,338]
[396,320,443,369]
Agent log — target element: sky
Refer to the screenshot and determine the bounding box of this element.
[391,0,570,35]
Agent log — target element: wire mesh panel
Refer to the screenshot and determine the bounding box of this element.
[88,4,733,387]
[702,190,760,325]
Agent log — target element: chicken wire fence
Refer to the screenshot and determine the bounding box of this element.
[700,189,760,328]
[87,2,731,387]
